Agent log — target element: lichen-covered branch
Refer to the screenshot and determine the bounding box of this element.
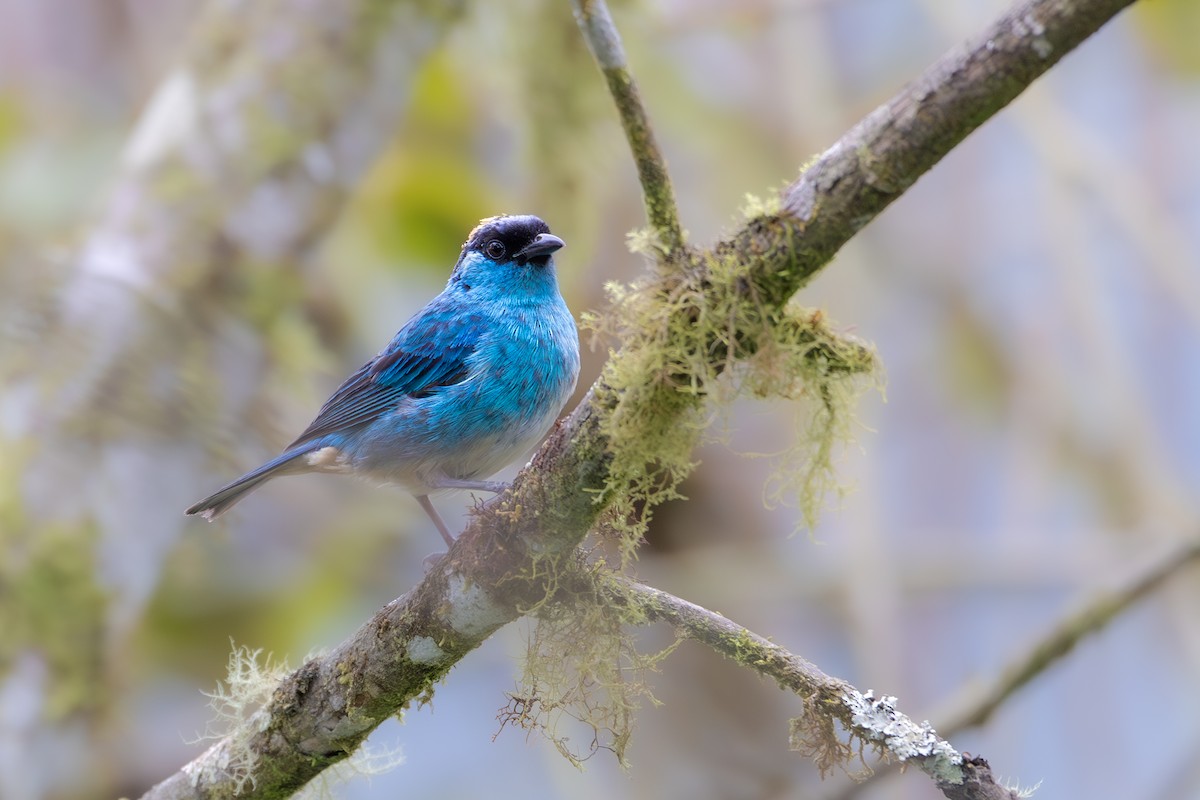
[727,0,1137,302]
[570,0,684,254]
[827,536,1200,799]
[140,0,1137,796]
[600,577,1020,800]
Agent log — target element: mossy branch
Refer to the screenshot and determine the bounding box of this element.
[140,0,1138,797]
[728,0,1138,301]
[598,577,1020,800]
[570,0,685,255]
[829,536,1200,799]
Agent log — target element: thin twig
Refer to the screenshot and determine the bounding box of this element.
[945,538,1200,732]
[602,577,1020,800]
[827,537,1200,800]
[571,0,685,254]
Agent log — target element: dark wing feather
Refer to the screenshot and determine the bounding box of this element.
[287,305,481,447]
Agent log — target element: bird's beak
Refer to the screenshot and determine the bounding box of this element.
[514,233,565,266]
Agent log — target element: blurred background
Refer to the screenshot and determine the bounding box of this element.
[1,0,1198,798]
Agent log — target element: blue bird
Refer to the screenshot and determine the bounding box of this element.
[186,214,580,545]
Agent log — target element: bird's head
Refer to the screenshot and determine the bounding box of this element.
[450,215,566,298]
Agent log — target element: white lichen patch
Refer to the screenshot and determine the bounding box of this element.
[185,644,290,792]
[843,689,963,785]
[404,636,447,665]
[1014,12,1053,59]
[184,734,260,793]
[445,573,510,639]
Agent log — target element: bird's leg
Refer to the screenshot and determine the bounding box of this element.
[429,476,510,493]
[416,494,456,547]
[416,477,510,548]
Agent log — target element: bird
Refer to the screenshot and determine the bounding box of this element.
[186,214,580,546]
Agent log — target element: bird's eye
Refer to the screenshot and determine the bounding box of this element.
[485,240,506,260]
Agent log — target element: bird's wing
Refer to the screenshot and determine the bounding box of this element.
[287,303,482,447]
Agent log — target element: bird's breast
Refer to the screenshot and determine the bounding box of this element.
[478,308,578,413]
[338,286,578,491]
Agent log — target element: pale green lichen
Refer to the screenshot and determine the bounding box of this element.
[191,644,292,793]
[838,689,963,785]
[512,210,879,770]
[746,307,882,531]
[739,191,783,220]
[291,739,406,800]
[583,224,879,558]
[498,575,679,769]
[191,643,405,796]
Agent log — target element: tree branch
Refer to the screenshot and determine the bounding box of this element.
[729,0,1136,302]
[828,536,1200,800]
[570,0,685,254]
[602,577,1020,800]
[140,0,1138,796]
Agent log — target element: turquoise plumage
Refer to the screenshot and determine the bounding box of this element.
[186,215,580,544]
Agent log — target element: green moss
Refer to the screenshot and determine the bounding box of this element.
[739,191,783,220]
[585,223,879,556]
[500,567,678,769]
[501,185,880,768]
[751,307,881,531]
[725,628,761,664]
[201,645,400,798]
[789,704,856,780]
[597,62,684,254]
[504,209,879,768]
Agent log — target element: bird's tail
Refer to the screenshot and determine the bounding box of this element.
[185,444,318,521]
